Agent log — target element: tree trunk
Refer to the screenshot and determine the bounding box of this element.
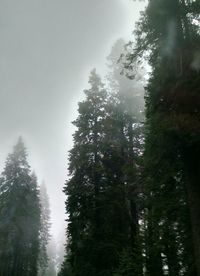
[184,152,200,276]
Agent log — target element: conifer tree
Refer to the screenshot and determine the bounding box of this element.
[106,39,145,275]
[0,137,41,276]
[62,69,109,275]
[123,0,200,274]
[44,239,57,276]
[38,182,51,276]
[60,56,145,275]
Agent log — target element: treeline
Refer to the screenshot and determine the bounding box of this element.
[0,138,55,276]
[60,1,200,276]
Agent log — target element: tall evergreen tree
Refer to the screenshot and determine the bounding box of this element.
[123,0,200,274]
[106,39,145,275]
[62,69,110,276]
[0,137,41,276]
[60,57,145,275]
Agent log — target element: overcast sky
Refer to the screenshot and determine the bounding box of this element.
[0,0,145,238]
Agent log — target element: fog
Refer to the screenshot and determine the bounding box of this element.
[0,0,145,240]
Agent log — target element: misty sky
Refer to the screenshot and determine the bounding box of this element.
[0,0,145,238]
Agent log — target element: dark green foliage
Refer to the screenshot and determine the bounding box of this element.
[60,1,200,274]
[0,137,41,276]
[123,0,200,275]
[65,69,111,276]
[59,63,144,275]
[113,247,143,276]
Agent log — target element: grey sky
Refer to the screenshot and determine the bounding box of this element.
[0,0,145,238]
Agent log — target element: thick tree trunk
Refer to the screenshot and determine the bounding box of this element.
[184,152,200,276]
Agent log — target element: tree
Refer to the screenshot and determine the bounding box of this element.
[106,39,145,275]
[124,0,200,274]
[44,239,57,276]
[60,48,146,275]
[62,69,110,275]
[0,137,41,276]
[38,182,51,276]
[56,225,66,272]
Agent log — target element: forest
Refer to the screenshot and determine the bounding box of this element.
[0,0,200,275]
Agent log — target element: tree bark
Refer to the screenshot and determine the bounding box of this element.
[184,152,200,276]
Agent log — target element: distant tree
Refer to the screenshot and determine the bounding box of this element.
[56,226,66,272]
[44,239,57,276]
[0,137,41,276]
[38,182,51,276]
